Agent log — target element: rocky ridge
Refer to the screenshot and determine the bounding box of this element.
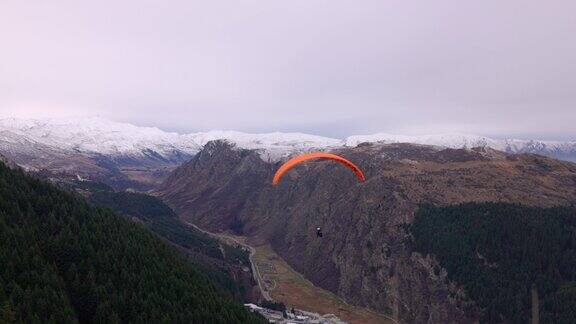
[1,117,575,191]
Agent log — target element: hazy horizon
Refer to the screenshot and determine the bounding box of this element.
[1,114,575,142]
[1,1,575,140]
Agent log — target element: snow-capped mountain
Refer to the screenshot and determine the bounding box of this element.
[185,130,341,161]
[345,133,497,149]
[0,117,200,163]
[0,117,341,161]
[1,116,574,190]
[344,133,576,161]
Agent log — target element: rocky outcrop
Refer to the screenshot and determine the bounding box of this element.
[158,140,576,323]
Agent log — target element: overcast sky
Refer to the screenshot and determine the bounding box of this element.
[1,1,575,139]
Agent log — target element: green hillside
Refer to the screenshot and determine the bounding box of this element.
[86,187,253,301]
[408,202,576,323]
[0,162,264,323]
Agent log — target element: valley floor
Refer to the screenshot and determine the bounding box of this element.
[247,242,394,324]
[186,222,394,324]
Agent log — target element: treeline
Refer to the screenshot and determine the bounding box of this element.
[0,162,264,323]
[408,202,576,323]
[85,187,253,300]
[89,189,224,259]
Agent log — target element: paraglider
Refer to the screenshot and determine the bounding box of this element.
[272,152,365,185]
[272,152,366,239]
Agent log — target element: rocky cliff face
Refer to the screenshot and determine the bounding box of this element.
[158,140,576,323]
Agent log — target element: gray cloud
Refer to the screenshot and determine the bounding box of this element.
[1,0,575,139]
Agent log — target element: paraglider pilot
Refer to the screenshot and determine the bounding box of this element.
[271,152,365,242]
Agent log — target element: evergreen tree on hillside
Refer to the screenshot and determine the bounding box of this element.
[0,161,264,323]
[86,188,253,301]
[409,202,576,323]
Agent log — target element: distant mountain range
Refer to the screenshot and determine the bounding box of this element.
[0,117,340,162]
[345,133,576,162]
[0,117,574,189]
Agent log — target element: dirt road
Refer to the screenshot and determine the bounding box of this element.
[184,222,272,301]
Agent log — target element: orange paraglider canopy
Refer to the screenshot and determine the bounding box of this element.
[272,152,366,185]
